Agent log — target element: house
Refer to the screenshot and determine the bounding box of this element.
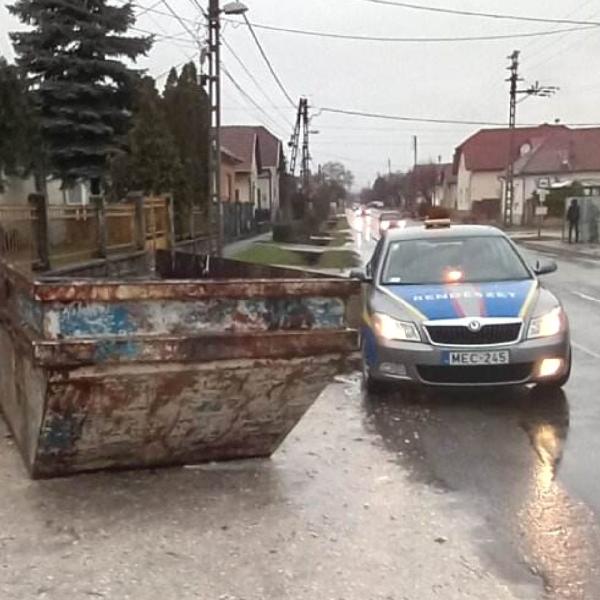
[506,127,600,222]
[432,163,457,209]
[0,174,89,206]
[220,126,284,217]
[254,126,285,219]
[220,146,243,203]
[220,127,261,206]
[453,124,567,219]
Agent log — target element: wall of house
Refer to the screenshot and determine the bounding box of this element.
[234,173,252,203]
[256,167,280,216]
[0,176,37,205]
[470,172,502,204]
[521,172,600,202]
[220,162,237,202]
[456,154,472,211]
[1,175,88,207]
[456,154,504,212]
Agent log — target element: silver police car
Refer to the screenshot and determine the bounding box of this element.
[353,220,571,389]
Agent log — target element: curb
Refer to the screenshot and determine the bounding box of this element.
[517,240,600,262]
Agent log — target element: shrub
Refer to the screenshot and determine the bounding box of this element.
[272,223,296,243]
[426,206,451,219]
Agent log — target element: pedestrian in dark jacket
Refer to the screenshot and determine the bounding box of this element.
[567,198,580,244]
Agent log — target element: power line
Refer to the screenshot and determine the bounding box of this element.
[225,20,594,43]
[320,107,506,127]
[220,62,288,138]
[356,0,600,27]
[131,26,198,47]
[241,14,296,108]
[158,0,201,48]
[318,106,600,128]
[138,7,595,43]
[221,36,294,130]
[154,55,196,81]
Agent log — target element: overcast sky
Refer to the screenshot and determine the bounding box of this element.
[2,0,600,188]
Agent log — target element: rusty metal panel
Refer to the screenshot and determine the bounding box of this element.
[41,296,347,340]
[32,354,349,478]
[32,330,358,366]
[32,278,359,303]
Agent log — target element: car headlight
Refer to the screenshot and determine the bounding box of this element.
[372,313,421,342]
[528,307,564,339]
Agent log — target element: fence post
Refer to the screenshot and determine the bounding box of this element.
[133,195,146,251]
[28,193,50,271]
[166,195,175,250]
[94,195,108,258]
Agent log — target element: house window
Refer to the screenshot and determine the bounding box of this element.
[65,183,89,205]
[257,188,262,209]
[235,189,240,203]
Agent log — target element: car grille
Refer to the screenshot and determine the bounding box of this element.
[425,323,522,345]
[417,363,533,385]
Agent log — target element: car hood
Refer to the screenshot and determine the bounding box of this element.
[384,280,537,321]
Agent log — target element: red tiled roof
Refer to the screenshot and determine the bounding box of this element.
[220,126,282,172]
[254,126,282,168]
[515,128,600,175]
[454,124,568,173]
[220,127,259,172]
[220,145,243,164]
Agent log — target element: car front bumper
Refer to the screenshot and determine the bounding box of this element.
[363,330,570,386]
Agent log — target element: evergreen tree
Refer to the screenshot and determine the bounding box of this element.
[0,58,38,190]
[163,63,210,235]
[109,76,181,200]
[9,0,152,189]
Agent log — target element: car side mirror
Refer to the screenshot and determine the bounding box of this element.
[349,268,372,283]
[533,259,557,276]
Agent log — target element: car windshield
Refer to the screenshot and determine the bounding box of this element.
[381,235,532,285]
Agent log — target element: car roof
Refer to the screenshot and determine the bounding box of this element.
[384,224,506,242]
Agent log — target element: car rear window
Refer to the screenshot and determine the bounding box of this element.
[381,236,532,285]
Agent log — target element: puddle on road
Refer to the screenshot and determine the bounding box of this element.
[337,376,600,599]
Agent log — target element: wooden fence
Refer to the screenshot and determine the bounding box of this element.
[0,195,173,273]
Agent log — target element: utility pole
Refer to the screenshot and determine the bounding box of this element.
[388,158,392,176]
[413,135,418,169]
[206,0,248,254]
[207,0,222,255]
[504,50,558,227]
[300,98,311,195]
[288,101,302,177]
[288,97,312,198]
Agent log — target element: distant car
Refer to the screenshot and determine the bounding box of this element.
[352,220,571,389]
[367,201,384,209]
[372,211,406,240]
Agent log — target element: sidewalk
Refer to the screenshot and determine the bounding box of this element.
[222,231,272,258]
[510,229,600,261]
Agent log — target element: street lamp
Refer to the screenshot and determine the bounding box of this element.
[207,0,248,256]
[222,1,248,14]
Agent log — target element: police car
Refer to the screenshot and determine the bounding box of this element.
[353,220,571,389]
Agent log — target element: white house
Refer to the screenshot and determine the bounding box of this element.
[453,124,567,220]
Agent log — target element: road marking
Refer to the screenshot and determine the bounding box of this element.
[572,341,600,360]
[572,291,600,304]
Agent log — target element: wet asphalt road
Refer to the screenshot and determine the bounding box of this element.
[353,216,600,599]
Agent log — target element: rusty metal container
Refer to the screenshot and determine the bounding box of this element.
[0,251,359,478]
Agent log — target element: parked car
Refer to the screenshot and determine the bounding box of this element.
[352,220,571,389]
[372,211,406,240]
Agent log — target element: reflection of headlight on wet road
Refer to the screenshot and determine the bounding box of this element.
[532,423,562,493]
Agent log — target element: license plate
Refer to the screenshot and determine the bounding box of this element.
[443,351,510,366]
